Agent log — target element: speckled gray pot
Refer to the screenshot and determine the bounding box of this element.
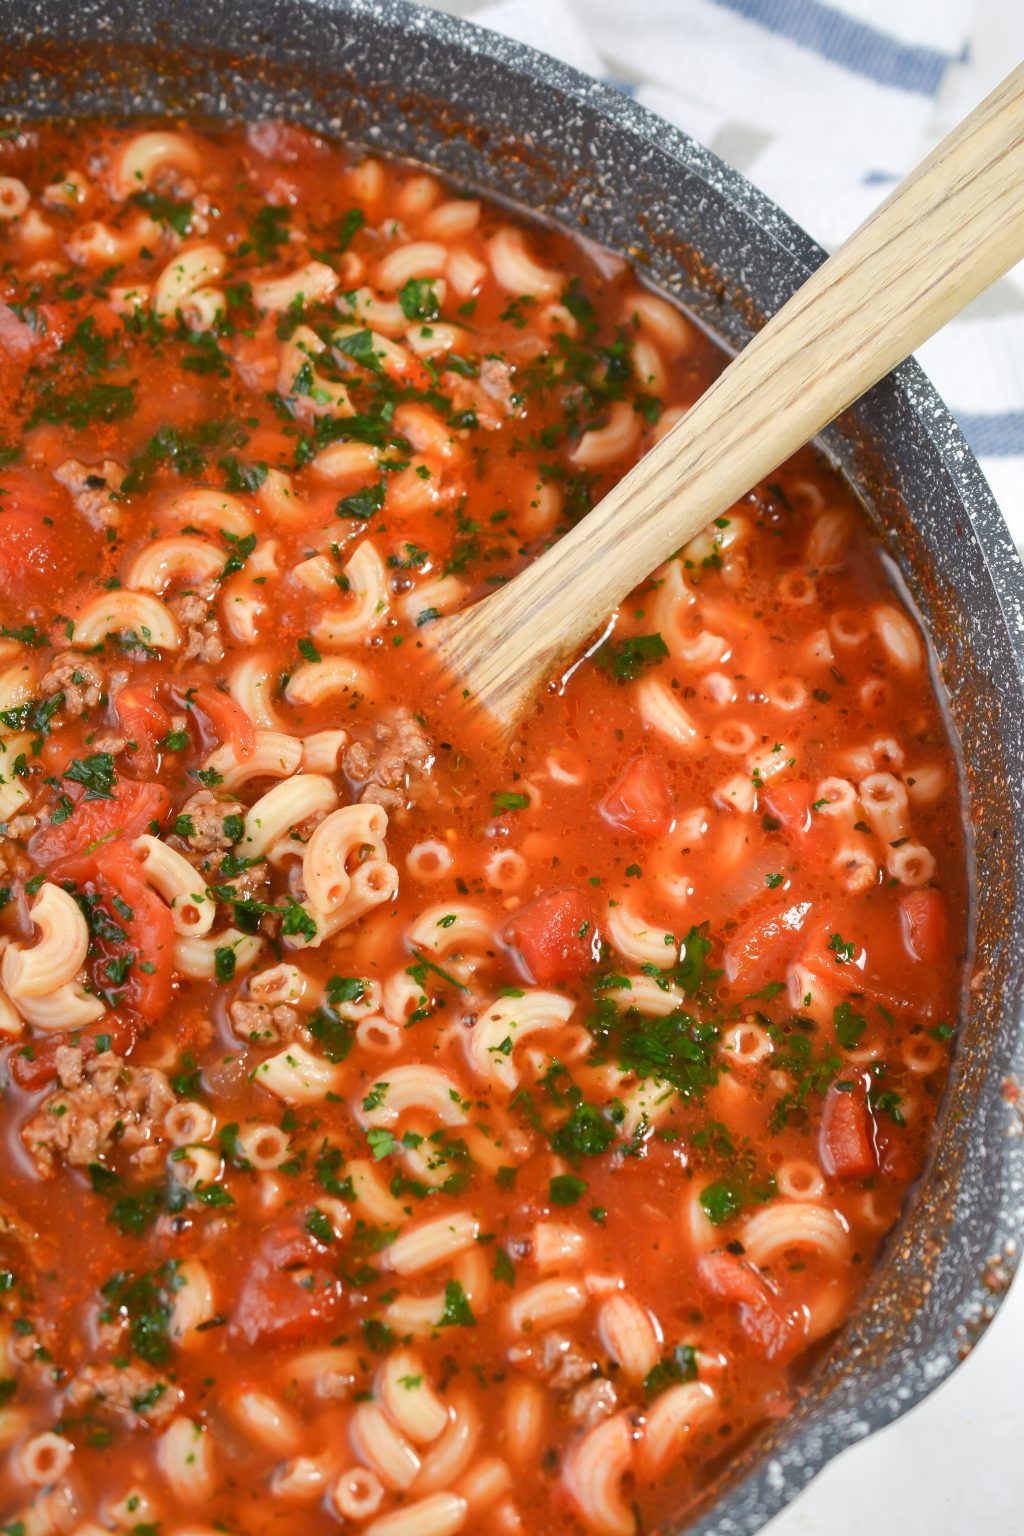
[2,2,1023,1531]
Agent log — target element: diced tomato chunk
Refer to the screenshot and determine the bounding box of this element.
[186,681,256,760]
[875,1122,918,1181]
[115,686,172,775]
[723,900,810,993]
[83,842,176,1022]
[761,781,815,839]
[232,1226,344,1345]
[900,888,948,966]
[0,303,57,357]
[7,1012,138,1090]
[819,1079,876,1178]
[0,289,74,358]
[0,468,77,601]
[503,887,598,985]
[697,1252,801,1361]
[599,755,673,840]
[798,901,941,1018]
[30,776,171,870]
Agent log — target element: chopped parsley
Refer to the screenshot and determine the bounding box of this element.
[64,752,116,801]
[833,1001,867,1050]
[99,1263,180,1364]
[438,1279,476,1328]
[828,932,856,963]
[30,380,136,430]
[214,946,236,983]
[644,1343,698,1397]
[594,632,669,682]
[398,278,441,323]
[131,188,194,236]
[550,1103,617,1165]
[336,481,386,521]
[549,1173,588,1206]
[492,791,530,814]
[305,1207,335,1246]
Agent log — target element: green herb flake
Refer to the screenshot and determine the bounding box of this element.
[549,1173,588,1206]
[492,791,529,815]
[438,1278,476,1328]
[398,277,442,323]
[594,632,669,682]
[834,1001,867,1050]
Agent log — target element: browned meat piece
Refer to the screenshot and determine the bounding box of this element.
[231,316,282,393]
[550,1344,597,1392]
[39,650,104,716]
[479,356,517,413]
[443,357,518,430]
[7,1313,54,1367]
[177,790,245,853]
[0,1199,56,1369]
[342,709,434,816]
[247,120,325,164]
[53,457,125,530]
[64,1361,182,1427]
[91,733,127,756]
[53,1044,84,1087]
[3,813,36,839]
[569,1378,618,1428]
[509,1331,596,1392]
[169,592,210,626]
[169,589,224,663]
[22,1048,175,1177]
[149,159,197,199]
[218,860,270,903]
[228,999,299,1045]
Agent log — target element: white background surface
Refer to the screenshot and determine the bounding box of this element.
[763,1282,1022,1535]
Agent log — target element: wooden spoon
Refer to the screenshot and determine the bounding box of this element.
[432,61,1024,738]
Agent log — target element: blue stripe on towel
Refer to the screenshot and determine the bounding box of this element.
[707,0,952,95]
[956,412,1024,458]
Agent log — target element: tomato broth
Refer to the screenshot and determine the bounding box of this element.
[0,121,966,1536]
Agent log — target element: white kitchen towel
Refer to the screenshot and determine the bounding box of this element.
[417,0,1024,548]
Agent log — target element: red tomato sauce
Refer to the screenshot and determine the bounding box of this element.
[0,121,966,1534]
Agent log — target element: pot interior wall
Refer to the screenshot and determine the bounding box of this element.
[3,5,1024,1532]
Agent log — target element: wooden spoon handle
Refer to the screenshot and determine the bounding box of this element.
[435,61,1024,734]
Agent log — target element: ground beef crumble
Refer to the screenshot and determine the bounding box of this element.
[22,1047,175,1177]
[228,999,300,1045]
[342,709,434,816]
[509,1329,618,1425]
[569,1377,619,1428]
[510,1329,595,1390]
[39,650,104,716]
[63,1360,182,1427]
[177,789,245,853]
[169,588,224,663]
[53,457,126,530]
[444,357,518,429]
[230,315,282,393]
